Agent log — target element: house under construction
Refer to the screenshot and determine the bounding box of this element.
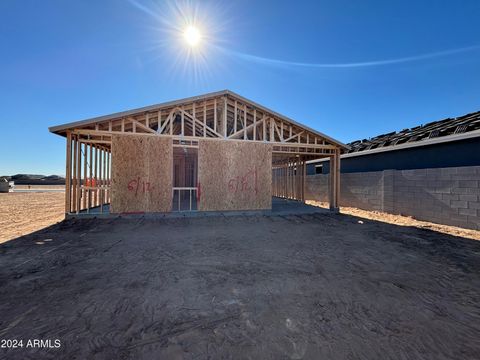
[49,90,347,215]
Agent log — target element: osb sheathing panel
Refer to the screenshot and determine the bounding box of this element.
[198,139,272,211]
[111,134,172,213]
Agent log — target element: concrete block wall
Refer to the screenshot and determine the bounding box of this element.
[305,166,480,230]
[305,174,329,202]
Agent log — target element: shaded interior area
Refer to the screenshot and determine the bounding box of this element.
[172,146,198,212]
[78,197,325,216]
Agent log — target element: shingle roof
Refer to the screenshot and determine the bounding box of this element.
[346,110,480,154]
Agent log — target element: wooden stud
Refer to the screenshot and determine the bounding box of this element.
[76,137,81,214]
[263,116,267,141]
[192,103,196,137]
[270,118,274,142]
[203,102,206,137]
[223,97,227,138]
[244,104,247,140]
[65,131,72,214]
[96,146,99,209]
[253,109,256,141]
[214,98,217,133]
[234,101,237,133]
[158,110,162,132]
[181,106,185,136]
[88,143,93,213]
[83,143,87,210]
[72,135,77,213]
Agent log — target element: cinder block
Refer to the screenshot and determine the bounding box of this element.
[465,188,480,195]
[441,206,458,214]
[451,200,468,208]
[467,215,480,225]
[459,208,477,216]
[442,194,459,201]
[456,167,478,175]
[451,174,480,180]
[441,167,458,175]
[468,201,480,210]
[452,188,469,194]
[459,194,478,202]
[446,219,471,229]
[459,180,478,188]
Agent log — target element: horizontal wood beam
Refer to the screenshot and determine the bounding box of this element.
[72,129,339,150]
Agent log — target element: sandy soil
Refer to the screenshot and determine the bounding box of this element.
[0,214,479,359]
[306,200,480,241]
[0,191,64,243]
[13,185,65,190]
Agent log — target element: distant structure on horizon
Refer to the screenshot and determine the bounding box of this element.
[0,174,65,185]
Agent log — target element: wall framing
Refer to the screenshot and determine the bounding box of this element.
[51,90,347,214]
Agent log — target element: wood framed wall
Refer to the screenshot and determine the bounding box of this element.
[272,157,307,201]
[59,91,345,214]
[65,133,111,214]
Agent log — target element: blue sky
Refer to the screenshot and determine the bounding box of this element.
[1,0,479,175]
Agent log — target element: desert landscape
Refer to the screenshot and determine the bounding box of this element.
[0,186,64,243]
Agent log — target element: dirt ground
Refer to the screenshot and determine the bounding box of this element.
[1,213,480,359]
[13,185,65,190]
[0,189,64,243]
[306,200,480,241]
[1,190,479,244]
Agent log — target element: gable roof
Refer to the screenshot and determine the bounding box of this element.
[48,89,348,149]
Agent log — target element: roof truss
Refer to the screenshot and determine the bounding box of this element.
[51,91,346,157]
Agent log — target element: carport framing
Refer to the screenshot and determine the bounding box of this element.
[51,90,347,214]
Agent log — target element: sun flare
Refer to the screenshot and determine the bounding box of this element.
[184,26,201,47]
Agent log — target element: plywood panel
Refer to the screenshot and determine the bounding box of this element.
[111,134,172,213]
[198,139,272,211]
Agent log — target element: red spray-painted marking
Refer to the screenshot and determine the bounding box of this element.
[127,177,155,196]
[228,168,258,194]
[197,182,201,201]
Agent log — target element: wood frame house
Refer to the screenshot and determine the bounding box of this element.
[49,90,347,215]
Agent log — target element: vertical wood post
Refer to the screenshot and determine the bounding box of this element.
[83,143,87,210]
[203,102,206,137]
[72,135,77,213]
[244,104,247,140]
[76,138,81,214]
[88,143,92,213]
[65,131,72,214]
[223,96,227,138]
[192,103,196,137]
[329,149,341,212]
[181,105,185,136]
[94,145,98,207]
[214,98,217,133]
[253,109,256,141]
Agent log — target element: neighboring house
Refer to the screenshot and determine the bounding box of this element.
[308,110,480,174]
[304,110,480,230]
[0,178,9,193]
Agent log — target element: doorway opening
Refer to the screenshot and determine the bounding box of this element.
[172,146,198,211]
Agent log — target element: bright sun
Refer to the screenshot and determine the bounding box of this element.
[183,26,201,47]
